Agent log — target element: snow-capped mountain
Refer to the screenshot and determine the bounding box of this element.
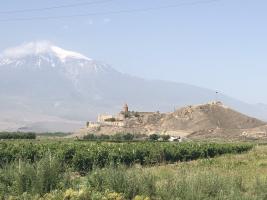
[0,41,266,132]
[1,41,91,62]
[0,41,119,101]
[0,41,114,84]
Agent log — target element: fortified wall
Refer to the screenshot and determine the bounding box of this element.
[86,104,161,129]
[86,104,129,128]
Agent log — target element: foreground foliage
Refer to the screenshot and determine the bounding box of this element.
[0,141,252,173]
[1,143,267,199]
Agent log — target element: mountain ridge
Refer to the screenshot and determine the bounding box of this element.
[0,41,266,132]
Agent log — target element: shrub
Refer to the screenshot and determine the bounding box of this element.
[83,134,97,140]
[161,135,170,141]
[149,134,160,141]
[122,133,134,141]
[98,134,111,140]
[105,118,116,122]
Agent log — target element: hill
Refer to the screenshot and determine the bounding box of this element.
[78,101,267,140]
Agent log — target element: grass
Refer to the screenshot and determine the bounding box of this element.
[1,143,267,199]
[83,145,267,200]
[161,144,267,199]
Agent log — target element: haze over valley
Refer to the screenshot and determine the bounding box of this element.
[0,41,266,132]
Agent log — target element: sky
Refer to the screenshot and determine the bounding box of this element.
[0,0,266,104]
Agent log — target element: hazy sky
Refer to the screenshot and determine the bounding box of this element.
[0,0,266,104]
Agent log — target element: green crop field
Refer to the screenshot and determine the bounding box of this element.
[0,140,261,199]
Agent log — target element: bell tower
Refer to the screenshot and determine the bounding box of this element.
[123,103,129,113]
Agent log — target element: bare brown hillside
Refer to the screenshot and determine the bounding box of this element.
[161,101,265,131]
[76,101,267,140]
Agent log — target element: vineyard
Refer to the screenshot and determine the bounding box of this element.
[0,141,253,173]
[0,140,257,199]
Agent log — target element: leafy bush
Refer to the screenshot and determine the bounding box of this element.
[104,118,116,122]
[149,134,160,141]
[161,135,170,141]
[87,166,156,199]
[0,155,64,197]
[83,134,97,140]
[98,134,111,140]
[122,133,134,141]
[113,133,134,141]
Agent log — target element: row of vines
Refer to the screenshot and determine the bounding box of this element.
[0,141,253,173]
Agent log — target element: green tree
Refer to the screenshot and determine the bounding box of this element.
[149,134,160,141]
[122,133,134,141]
[161,135,170,141]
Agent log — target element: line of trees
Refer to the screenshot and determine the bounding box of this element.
[83,133,174,142]
[0,132,36,139]
[83,133,145,141]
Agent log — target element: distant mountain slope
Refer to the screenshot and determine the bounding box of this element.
[0,41,266,132]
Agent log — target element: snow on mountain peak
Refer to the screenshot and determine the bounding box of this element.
[0,41,91,62]
[50,46,91,62]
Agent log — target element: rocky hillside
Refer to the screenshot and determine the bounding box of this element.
[162,101,265,131]
[78,101,267,140]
